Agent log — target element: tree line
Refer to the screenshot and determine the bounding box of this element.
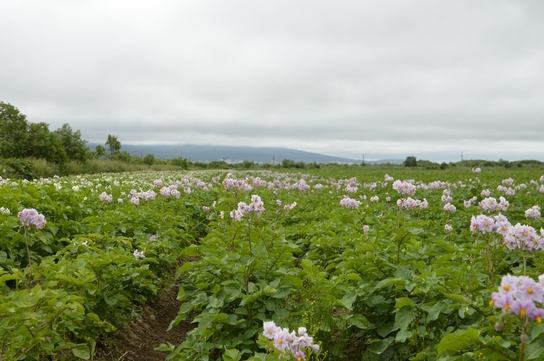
[0,102,173,169]
[0,102,90,165]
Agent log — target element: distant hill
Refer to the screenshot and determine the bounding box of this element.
[88,143,403,165]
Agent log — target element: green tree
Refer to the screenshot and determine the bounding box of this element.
[0,102,30,158]
[105,135,121,157]
[94,145,107,159]
[404,156,417,167]
[143,153,155,166]
[55,123,90,162]
[242,160,254,169]
[113,151,131,163]
[27,122,67,165]
[170,156,188,170]
[282,159,295,168]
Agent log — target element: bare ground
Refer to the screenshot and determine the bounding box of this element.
[95,285,193,361]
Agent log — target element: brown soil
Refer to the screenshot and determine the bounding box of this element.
[96,285,193,361]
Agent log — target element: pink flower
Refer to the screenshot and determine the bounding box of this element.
[18,208,46,229]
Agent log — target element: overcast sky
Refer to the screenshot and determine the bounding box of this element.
[1,1,543,162]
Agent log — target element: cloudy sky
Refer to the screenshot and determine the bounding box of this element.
[1,1,543,162]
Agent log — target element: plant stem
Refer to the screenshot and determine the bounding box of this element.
[23,227,33,289]
[247,221,253,256]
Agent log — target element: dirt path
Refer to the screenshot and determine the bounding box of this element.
[96,285,193,361]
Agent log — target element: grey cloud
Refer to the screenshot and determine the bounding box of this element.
[1,1,543,161]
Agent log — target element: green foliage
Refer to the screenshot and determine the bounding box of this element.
[0,101,29,158]
[170,156,189,170]
[0,157,36,179]
[28,122,68,165]
[2,167,544,360]
[1,102,89,166]
[105,134,121,156]
[112,150,131,163]
[143,153,155,166]
[0,170,211,359]
[404,156,417,167]
[94,144,107,159]
[55,123,91,163]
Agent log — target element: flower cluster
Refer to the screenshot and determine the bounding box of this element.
[393,180,416,196]
[395,197,428,210]
[502,178,515,186]
[230,195,266,221]
[490,274,544,323]
[284,201,297,211]
[479,197,509,213]
[503,224,543,251]
[472,167,481,173]
[481,189,491,197]
[99,192,113,202]
[340,196,361,209]
[470,214,496,234]
[18,208,46,229]
[497,185,516,196]
[443,203,456,212]
[525,206,541,220]
[470,214,544,251]
[0,207,10,215]
[464,196,478,208]
[133,249,145,259]
[223,174,253,192]
[293,179,311,192]
[263,321,319,360]
[159,186,181,198]
[345,185,358,193]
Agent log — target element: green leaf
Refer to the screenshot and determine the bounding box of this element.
[344,273,362,281]
[427,301,446,322]
[367,338,394,354]
[286,275,303,288]
[396,329,413,343]
[348,313,371,329]
[104,293,118,306]
[223,348,242,361]
[47,225,59,235]
[247,354,267,361]
[408,228,424,235]
[10,287,45,307]
[377,322,394,337]
[180,245,200,257]
[442,293,469,304]
[335,297,353,311]
[531,323,544,339]
[394,306,415,331]
[0,273,19,284]
[527,336,544,360]
[374,277,406,290]
[395,297,414,309]
[437,328,480,356]
[176,262,195,277]
[0,251,8,264]
[72,344,91,359]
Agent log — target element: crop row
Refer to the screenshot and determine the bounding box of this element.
[1,168,544,360]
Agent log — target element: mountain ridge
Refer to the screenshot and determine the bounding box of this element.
[88,143,403,165]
